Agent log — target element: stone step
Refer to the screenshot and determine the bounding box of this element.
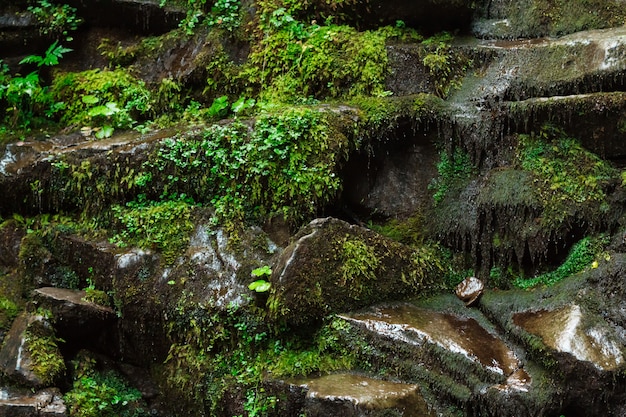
[336,300,557,416]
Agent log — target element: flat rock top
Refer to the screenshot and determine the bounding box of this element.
[297,373,434,416]
[344,304,520,376]
[34,287,114,314]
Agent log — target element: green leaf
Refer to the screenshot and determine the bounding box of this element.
[248,279,271,292]
[81,94,99,104]
[251,265,272,277]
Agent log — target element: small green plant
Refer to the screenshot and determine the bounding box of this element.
[206,0,241,32]
[82,268,111,307]
[249,265,272,293]
[0,41,71,129]
[28,0,82,41]
[64,369,148,417]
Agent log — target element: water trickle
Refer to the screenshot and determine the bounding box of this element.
[342,304,520,376]
[513,304,624,371]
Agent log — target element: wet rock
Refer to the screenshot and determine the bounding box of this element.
[455,276,484,306]
[0,221,25,268]
[0,313,65,388]
[297,373,435,417]
[306,0,473,32]
[32,287,117,357]
[343,303,520,378]
[513,304,624,371]
[341,131,440,219]
[0,387,66,417]
[270,217,440,325]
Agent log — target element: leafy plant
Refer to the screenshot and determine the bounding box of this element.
[206,0,241,32]
[0,42,71,129]
[249,265,272,293]
[64,370,148,417]
[28,0,82,41]
[51,68,152,135]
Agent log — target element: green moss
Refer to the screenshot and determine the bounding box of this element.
[517,125,617,228]
[339,238,380,299]
[25,316,66,386]
[110,199,194,264]
[240,21,390,102]
[430,148,474,205]
[51,68,152,132]
[513,235,608,289]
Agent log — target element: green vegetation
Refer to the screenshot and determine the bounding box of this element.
[64,363,149,417]
[249,266,272,293]
[51,69,152,137]
[0,297,19,331]
[339,238,380,299]
[28,0,82,41]
[514,235,608,289]
[165,297,356,415]
[517,125,617,227]
[430,148,474,205]
[145,107,348,227]
[110,199,194,264]
[25,316,66,386]
[0,42,71,131]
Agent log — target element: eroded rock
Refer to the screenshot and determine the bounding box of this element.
[0,387,66,417]
[270,217,440,325]
[0,313,65,388]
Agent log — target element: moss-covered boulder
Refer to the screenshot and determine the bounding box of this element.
[268,217,444,325]
[0,312,65,388]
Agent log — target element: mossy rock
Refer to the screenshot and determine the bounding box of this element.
[268,217,443,325]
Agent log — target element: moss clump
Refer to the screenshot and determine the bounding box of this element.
[110,199,194,264]
[25,315,66,386]
[339,238,380,299]
[51,68,152,134]
[517,125,617,228]
[430,147,474,205]
[513,235,608,289]
[241,19,390,102]
[163,294,356,416]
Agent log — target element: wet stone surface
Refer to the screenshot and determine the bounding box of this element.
[513,304,624,371]
[296,373,435,417]
[343,304,520,377]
